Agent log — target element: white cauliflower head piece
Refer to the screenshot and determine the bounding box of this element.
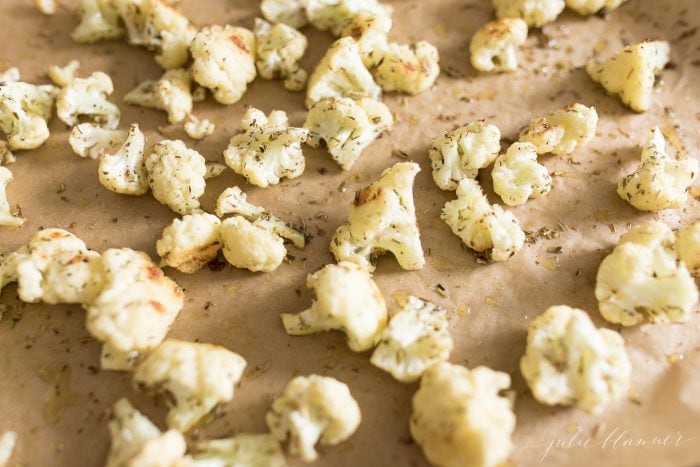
[220,216,287,273]
[0,79,55,150]
[124,68,193,123]
[261,0,308,29]
[266,375,361,462]
[255,18,308,92]
[677,222,700,277]
[99,123,150,196]
[181,434,285,467]
[341,12,392,68]
[492,142,552,206]
[282,261,388,352]
[492,0,565,27]
[56,71,121,129]
[133,339,247,432]
[0,167,25,227]
[304,96,393,170]
[411,363,516,467]
[69,123,126,160]
[370,296,453,383]
[47,60,81,87]
[372,41,440,95]
[565,0,628,15]
[330,162,425,271]
[157,213,222,274]
[429,121,501,191]
[617,127,698,211]
[223,107,308,187]
[442,179,525,262]
[469,19,528,73]
[520,305,631,414]
[72,0,124,43]
[586,40,670,112]
[305,0,393,36]
[595,221,698,326]
[519,103,598,155]
[184,115,215,140]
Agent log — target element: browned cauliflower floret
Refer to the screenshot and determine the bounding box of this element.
[156,213,222,273]
[518,103,598,155]
[470,19,528,73]
[372,41,440,95]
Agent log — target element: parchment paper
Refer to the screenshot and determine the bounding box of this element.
[0,0,699,466]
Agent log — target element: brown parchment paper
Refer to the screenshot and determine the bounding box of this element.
[1,0,699,466]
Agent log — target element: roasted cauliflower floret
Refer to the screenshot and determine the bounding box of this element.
[220,217,286,273]
[0,79,55,150]
[0,167,25,227]
[305,37,381,108]
[282,261,387,352]
[156,213,222,273]
[304,97,393,170]
[190,25,256,105]
[255,18,308,91]
[520,305,631,414]
[145,139,207,214]
[411,363,516,467]
[223,107,308,187]
[595,221,698,326]
[133,339,247,432]
[341,12,391,68]
[184,115,215,140]
[85,248,184,370]
[266,375,361,462]
[565,0,628,15]
[181,434,285,467]
[69,123,127,160]
[305,0,393,36]
[519,103,598,155]
[442,179,525,262]
[261,0,308,29]
[677,222,700,277]
[492,142,552,206]
[617,127,698,211]
[47,60,81,87]
[56,71,121,129]
[330,162,425,271]
[0,431,17,467]
[429,121,501,191]
[586,40,670,112]
[469,19,528,73]
[372,41,440,95]
[492,0,565,27]
[124,68,193,124]
[72,0,124,43]
[105,398,187,467]
[99,123,149,196]
[370,296,453,383]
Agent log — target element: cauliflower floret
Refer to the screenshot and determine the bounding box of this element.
[72,0,125,43]
[520,305,631,414]
[0,431,17,467]
[184,115,215,140]
[677,222,700,277]
[519,103,598,155]
[341,12,392,68]
[372,41,440,95]
[180,435,284,467]
[565,0,628,15]
[223,107,308,187]
[586,40,670,112]
[0,167,25,227]
[105,398,187,467]
[145,139,207,214]
[492,142,552,206]
[304,97,393,170]
[305,0,392,36]
[99,123,149,196]
[85,248,184,370]
[330,162,425,271]
[57,71,121,129]
[617,127,698,211]
[305,37,381,108]
[133,339,247,432]
[261,0,308,28]
[190,25,256,105]
[370,296,453,383]
[442,179,525,262]
[255,18,308,92]
[429,121,501,191]
[35,0,57,15]
[47,60,81,87]
[469,19,528,73]
[595,222,698,326]
[266,375,361,462]
[492,0,565,27]
[124,69,192,124]
[411,363,516,467]
[69,123,127,160]
[220,217,287,273]
[282,261,388,352]
[0,79,55,150]
[156,213,222,273]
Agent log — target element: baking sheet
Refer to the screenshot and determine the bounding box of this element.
[1,0,699,466]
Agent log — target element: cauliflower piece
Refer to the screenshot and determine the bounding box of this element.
[330,162,425,271]
[0,68,20,83]
[304,96,393,170]
[519,103,598,156]
[282,261,387,352]
[305,0,393,36]
[57,71,121,129]
[0,431,17,467]
[372,41,440,95]
[190,25,256,105]
[586,40,670,112]
[0,79,55,150]
[266,375,361,462]
[133,339,247,432]
[181,435,285,467]
[520,305,631,414]
[492,142,552,206]
[184,115,215,140]
[220,217,286,273]
[411,363,516,467]
[305,37,381,108]
[255,18,308,92]
[69,123,127,160]
[145,139,207,214]
[565,0,628,15]
[204,162,226,179]
[85,248,184,370]
[261,0,308,29]
[469,19,528,73]
[99,123,149,196]
[0,141,15,166]
[341,12,392,68]
[617,127,698,212]
[72,0,125,43]
[223,107,308,188]
[124,69,192,124]
[105,398,187,467]
[595,222,698,326]
[442,179,525,262]
[370,296,453,383]
[492,0,565,27]
[36,0,57,15]
[156,213,222,273]
[0,167,25,227]
[48,60,81,88]
[677,222,700,277]
[429,121,501,191]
